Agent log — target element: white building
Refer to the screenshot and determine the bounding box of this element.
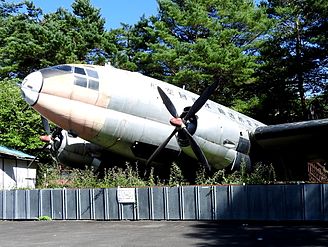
[0,146,37,190]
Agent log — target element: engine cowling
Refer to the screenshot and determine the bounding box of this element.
[48,130,105,169]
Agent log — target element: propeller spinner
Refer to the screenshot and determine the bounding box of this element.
[146,82,219,171]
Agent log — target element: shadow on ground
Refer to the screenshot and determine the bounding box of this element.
[184,222,328,247]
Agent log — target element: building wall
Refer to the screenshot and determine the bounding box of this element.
[0,157,36,190]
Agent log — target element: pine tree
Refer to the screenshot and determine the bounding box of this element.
[120,0,271,108]
[256,0,328,122]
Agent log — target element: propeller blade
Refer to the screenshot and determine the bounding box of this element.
[41,116,51,135]
[146,128,178,167]
[27,143,49,168]
[181,128,211,171]
[157,86,179,118]
[184,81,219,121]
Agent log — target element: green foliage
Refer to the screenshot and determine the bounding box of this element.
[37,163,158,189]
[0,79,43,152]
[0,0,107,79]
[0,1,44,78]
[36,162,276,189]
[168,162,189,186]
[36,215,52,221]
[0,0,108,154]
[255,0,328,123]
[221,163,276,185]
[195,167,225,185]
[195,163,276,185]
[36,164,62,188]
[231,97,260,116]
[104,0,273,108]
[141,0,272,106]
[100,164,147,188]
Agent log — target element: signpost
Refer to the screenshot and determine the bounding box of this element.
[117,188,136,203]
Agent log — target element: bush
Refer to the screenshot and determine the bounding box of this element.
[36,161,276,189]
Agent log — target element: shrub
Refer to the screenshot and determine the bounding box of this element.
[36,161,276,189]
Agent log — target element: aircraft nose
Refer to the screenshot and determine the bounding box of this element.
[21,71,43,105]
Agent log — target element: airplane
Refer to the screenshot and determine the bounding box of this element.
[20,63,328,179]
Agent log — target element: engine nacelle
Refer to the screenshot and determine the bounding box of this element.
[231,152,251,171]
[51,130,105,169]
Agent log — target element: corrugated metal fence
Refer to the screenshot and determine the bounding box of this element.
[1,184,328,221]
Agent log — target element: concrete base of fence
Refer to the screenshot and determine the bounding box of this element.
[0,184,327,221]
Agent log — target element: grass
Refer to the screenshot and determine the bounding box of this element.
[36,215,52,221]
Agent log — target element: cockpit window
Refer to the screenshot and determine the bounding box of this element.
[40,65,72,78]
[42,64,99,91]
[54,65,72,72]
[73,66,99,91]
[86,69,98,79]
[74,67,86,75]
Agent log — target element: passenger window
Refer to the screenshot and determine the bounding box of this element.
[86,69,98,79]
[75,76,87,87]
[75,67,86,75]
[238,117,244,123]
[218,107,225,115]
[228,112,235,119]
[179,92,187,100]
[89,80,99,90]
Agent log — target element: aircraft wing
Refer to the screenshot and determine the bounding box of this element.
[250,118,328,160]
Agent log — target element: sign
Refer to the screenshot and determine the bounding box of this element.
[117,188,136,203]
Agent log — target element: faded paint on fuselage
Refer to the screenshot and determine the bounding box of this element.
[24,64,266,170]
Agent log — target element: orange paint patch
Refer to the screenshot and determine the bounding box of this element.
[34,94,107,141]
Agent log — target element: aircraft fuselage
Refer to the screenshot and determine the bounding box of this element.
[21,64,265,170]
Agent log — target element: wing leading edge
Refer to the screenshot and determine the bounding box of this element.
[250,118,328,160]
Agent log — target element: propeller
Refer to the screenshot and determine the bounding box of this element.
[146,81,219,171]
[28,117,63,167]
[27,142,50,168]
[41,116,51,135]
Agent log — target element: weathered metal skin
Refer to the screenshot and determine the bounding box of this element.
[21,64,264,170]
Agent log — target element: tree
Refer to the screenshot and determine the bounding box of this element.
[0,0,108,80]
[0,0,108,154]
[255,0,328,123]
[104,16,161,73]
[39,0,107,65]
[0,79,43,152]
[132,0,272,108]
[0,1,45,79]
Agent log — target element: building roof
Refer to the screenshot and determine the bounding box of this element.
[0,145,36,160]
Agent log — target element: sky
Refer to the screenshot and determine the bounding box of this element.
[20,0,159,30]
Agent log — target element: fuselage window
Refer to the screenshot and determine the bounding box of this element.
[218,107,225,115]
[228,112,235,119]
[179,92,187,100]
[75,67,86,75]
[86,69,99,79]
[166,88,174,96]
[247,120,253,127]
[75,76,87,87]
[238,116,244,123]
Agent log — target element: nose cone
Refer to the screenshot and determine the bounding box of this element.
[21,71,43,105]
